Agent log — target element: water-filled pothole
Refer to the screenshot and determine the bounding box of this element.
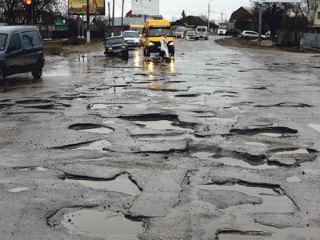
[195,184,296,213]
[69,123,114,134]
[135,120,190,132]
[213,157,277,170]
[76,140,112,151]
[192,152,277,169]
[59,209,143,240]
[65,174,141,195]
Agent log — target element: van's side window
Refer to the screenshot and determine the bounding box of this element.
[8,33,21,52]
[21,31,41,49]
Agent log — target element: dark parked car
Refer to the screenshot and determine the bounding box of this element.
[0,26,45,81]
[104,36,129,58]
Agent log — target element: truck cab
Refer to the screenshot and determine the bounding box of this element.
[142,20,175,57]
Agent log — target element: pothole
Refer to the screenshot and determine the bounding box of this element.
[76,140,111,151]
[54,208,144,240]
[135,120,190,132]
[212,157,278,170]
[69,123,114,134]
[65,174,141,195]
[230,127,298,136]
[195,184,296,213]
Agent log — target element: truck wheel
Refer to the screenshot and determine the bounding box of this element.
[32,64,43,80]
[0,67,5,83]
[122,50,129,59]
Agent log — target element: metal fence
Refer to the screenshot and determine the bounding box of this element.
[301,33,320,49]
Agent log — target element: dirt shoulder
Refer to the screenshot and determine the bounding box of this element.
[215,37,320,54]
[44,39,104,56]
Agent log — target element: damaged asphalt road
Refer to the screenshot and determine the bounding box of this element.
[0,38,320,240]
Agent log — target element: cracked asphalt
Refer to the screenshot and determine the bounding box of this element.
[0,37,320,240]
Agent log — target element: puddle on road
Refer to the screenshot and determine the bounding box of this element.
[76,140,111,151]
[135,120,193,133]
[65,174,141,195]
[195,184,296,213]
[9,187,29,193]
[69,123,114,135]
[274,149,310,155]
[192,152,277,169]
[192,152,216,159]
[82,128,114,134]
[309,124,320,133]
[212,157,278,170]
[258,133,283,138]
[60,209,143,240]
[19,166,48,171]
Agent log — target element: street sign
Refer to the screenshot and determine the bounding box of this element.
[68,0,105,15]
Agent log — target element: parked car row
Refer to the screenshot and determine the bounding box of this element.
[175,26,209,41]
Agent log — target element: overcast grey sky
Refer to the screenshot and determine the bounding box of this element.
[160,0,252,21]
[118,0,252,22]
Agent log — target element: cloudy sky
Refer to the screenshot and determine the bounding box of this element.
[160,0,252,21]
[116,0,252,22]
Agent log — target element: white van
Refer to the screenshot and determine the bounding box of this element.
[196,26,209,40]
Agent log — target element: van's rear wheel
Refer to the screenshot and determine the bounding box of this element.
[0,68,5,83]
[32,64,43,80]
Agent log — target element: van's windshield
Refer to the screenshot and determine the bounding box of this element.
[148,27,173,37]
[0,34,7,51]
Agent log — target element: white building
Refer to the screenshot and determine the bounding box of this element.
[132,0,159,16]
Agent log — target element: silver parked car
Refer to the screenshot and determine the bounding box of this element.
[241,30,259,39]
[122,31,141,49]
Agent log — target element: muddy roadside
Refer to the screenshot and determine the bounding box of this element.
[44,39,104,56]
[215,37,320,54]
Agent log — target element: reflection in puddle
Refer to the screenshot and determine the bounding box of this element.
[76,140,111,151]
[192,152,215,159]
[135,120,189,132]
[65,174,141,195]
[82,127,114,134]
[61,209,143,240]
[19,167,48,171]
[275,149,309,155]
[195,184,296,213]
[309,124,320,133]
[212,157,277,170]
[9,187,29,193]
[259,133,283,138]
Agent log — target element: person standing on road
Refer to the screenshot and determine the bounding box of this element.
[160,33,170,62]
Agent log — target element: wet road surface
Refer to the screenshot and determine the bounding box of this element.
[1,37,320,240]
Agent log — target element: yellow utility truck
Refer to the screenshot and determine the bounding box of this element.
[142,19,175,57]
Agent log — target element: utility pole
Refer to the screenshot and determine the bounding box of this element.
[112,0,115,36]
[121,0,125,32]
[221,12,223,23]
[86,0,90,43]
[108,1,111,23]
[258,3,262,40]
[207,3,210,32]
